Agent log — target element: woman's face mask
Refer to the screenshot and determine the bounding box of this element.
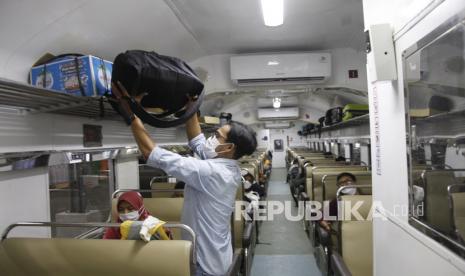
[119,210,140,221]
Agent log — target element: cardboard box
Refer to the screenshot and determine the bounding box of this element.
[30,55,112,97]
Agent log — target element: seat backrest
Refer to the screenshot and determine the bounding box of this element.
[423,170,456,234]
[305,165,364,201]
[339,195,373,276]
[233,184,244,249]
[144,198,184,222]
[145,198,184,239]
[449,185,465,239]
[0,238,193,276]
[151,182,177,198]
[323,173,372,202]
[312,167,368,202]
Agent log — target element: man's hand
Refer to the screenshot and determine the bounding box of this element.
[185,95,202,140]
[110,82,144,125]
[111,82,132,113]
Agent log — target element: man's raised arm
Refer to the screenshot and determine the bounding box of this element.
[186,108,202,141]
[111,82,155,159]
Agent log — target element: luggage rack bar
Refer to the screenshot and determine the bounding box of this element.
[309,114,370,135]
[112,188,185,199]
[0,77,120,120]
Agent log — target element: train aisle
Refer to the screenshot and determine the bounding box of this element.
[251,168,321,276]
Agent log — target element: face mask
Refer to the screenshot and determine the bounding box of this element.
[204,135,220,159]
[243,180,252,190]
[341,187,357,195]
[119,211,140,221]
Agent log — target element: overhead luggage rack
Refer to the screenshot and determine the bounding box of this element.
[309,113,370,134]
[0,78,119,120]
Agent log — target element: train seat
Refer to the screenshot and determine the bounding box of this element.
[233,179,256,276]
[331,194,373,276]
[423,170,457,234]
[322,173,372,203]
[448,184,465,241]
[150,182,177,198]
[0,238,193,276]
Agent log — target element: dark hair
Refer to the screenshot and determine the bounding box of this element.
[226,121,257,159]
[337,172,357,183]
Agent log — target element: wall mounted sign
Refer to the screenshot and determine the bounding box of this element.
[83,124,102,147]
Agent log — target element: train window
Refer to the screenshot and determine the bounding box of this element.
[352,143,361,165]
[404,10,465,257]
[49,159,114,237]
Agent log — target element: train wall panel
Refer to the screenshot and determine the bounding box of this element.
[374,214,464,276]
[364,0,465,274]
[0,167,51,238]
[0,112,181,153]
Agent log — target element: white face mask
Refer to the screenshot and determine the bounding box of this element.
[204,135,221,159]
[341,187,357,195]
[119,211,140,221]
[243,180,253,190]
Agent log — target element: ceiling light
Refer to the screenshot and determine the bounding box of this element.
[273,97,281,108]
[267,61,279,66]
[260,0,284,27]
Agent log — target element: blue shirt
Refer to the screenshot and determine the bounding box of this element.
[147,134,241,275]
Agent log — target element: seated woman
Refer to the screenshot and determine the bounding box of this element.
[103,191,151,239]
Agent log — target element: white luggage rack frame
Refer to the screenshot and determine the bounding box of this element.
[0,77,120,119]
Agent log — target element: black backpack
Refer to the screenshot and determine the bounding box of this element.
[111,50,205,128]
[324,107,343,126]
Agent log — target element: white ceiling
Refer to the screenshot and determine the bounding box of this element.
[168,0,365,54]
[0,0,365,81]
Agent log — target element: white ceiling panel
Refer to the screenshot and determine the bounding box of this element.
[168,0,365,54]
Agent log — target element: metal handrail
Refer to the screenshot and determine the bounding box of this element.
[1,221,197,264]
[336,185,372,198]
[410,217,465,253]
[111,188,185,199]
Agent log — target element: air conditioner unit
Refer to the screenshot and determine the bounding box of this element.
[257,107,299,120]
[230,53,331,86]
[265,122,291,129]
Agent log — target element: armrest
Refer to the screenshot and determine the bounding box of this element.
[331,251,352,276]
[226,248,243,276]
[301,192,309,201]
[316,223,331,246]
[242,221,254,248]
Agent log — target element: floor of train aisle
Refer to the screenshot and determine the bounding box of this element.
[251,168,321,276]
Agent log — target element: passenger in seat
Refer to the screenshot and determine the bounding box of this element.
[319,172,358,232]
[242,170,265,198]
[111,82,257,276]
[103,191,150,239]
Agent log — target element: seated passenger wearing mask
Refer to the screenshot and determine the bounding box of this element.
[111,82,257,276]
[103,191,150,239]
[319,172,358,232]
